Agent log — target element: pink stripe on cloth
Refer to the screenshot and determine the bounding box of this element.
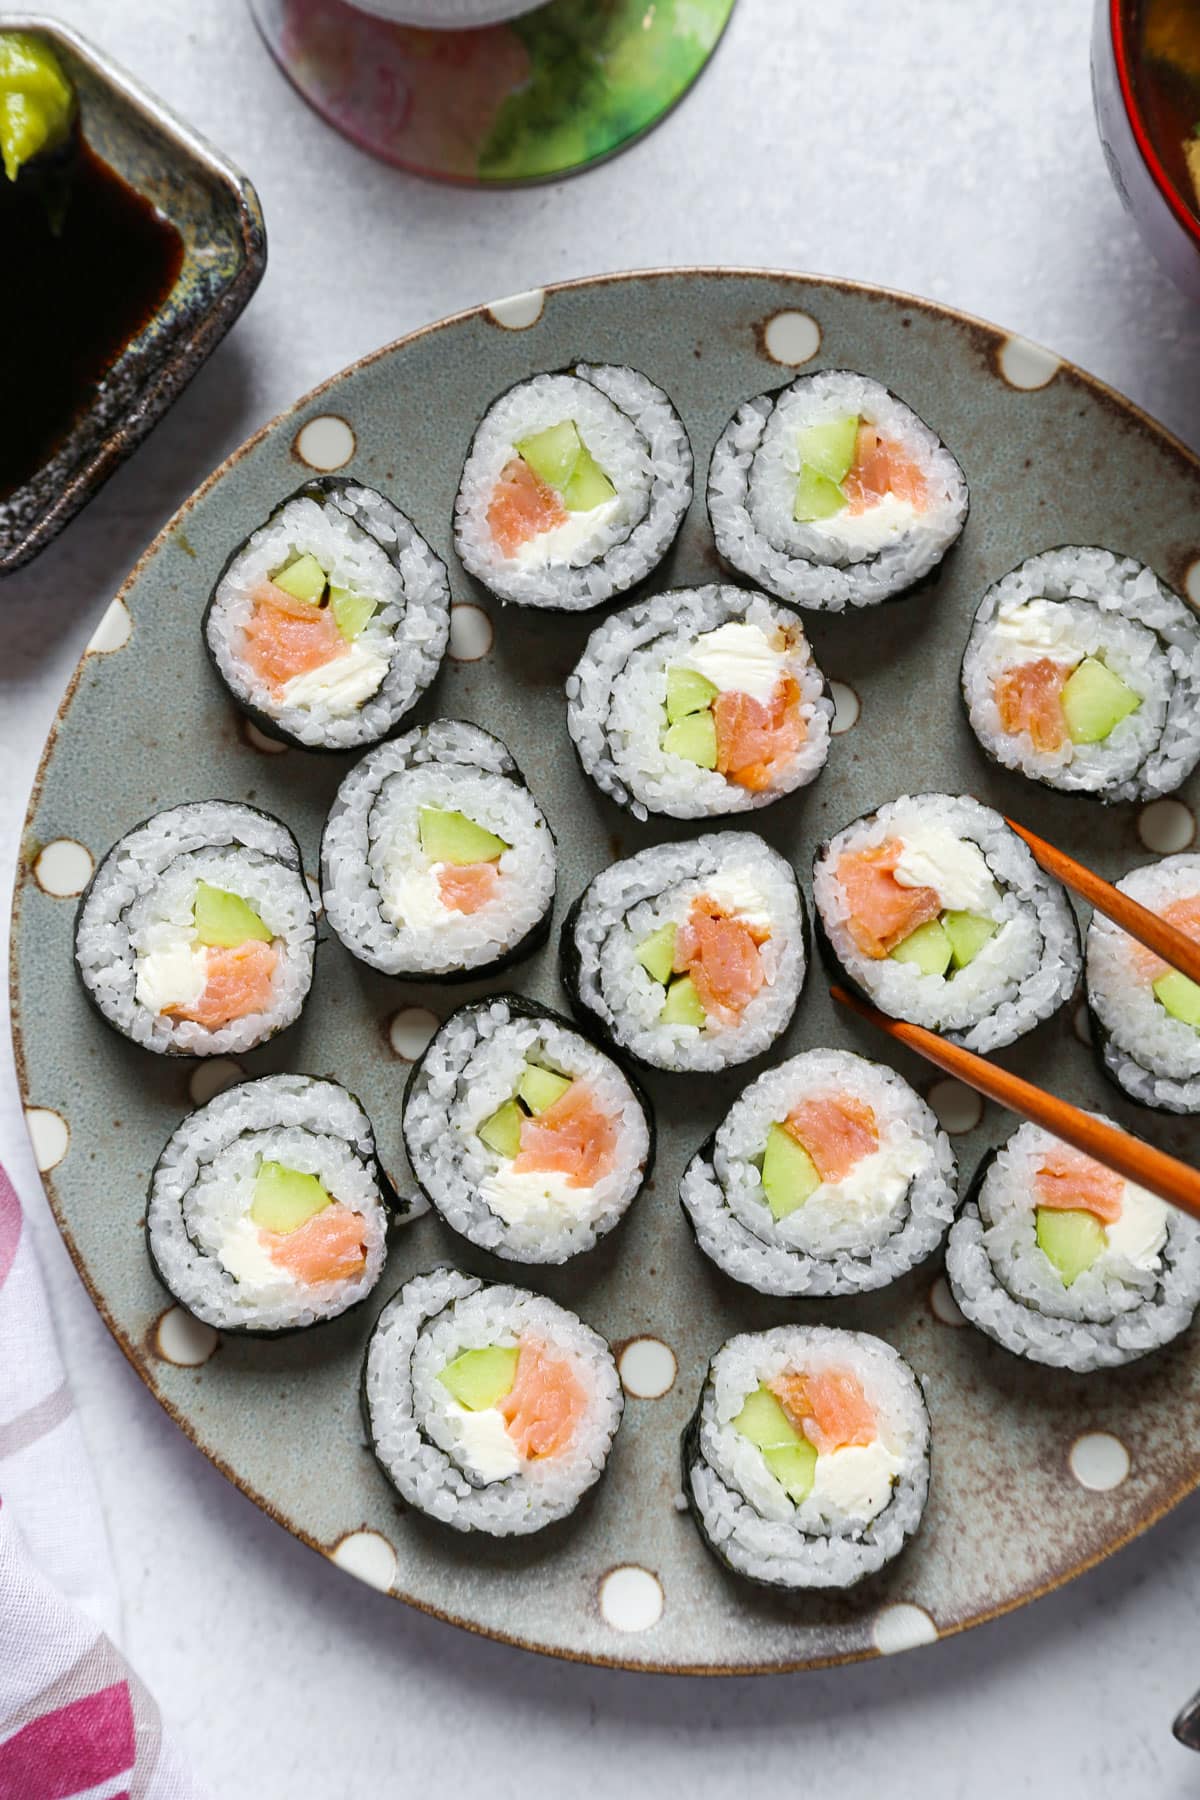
[0,1165,21,1293]
[0,1679,134,1800]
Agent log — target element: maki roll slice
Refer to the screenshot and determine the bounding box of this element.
[680,1049,957,1297]
[204,479,450,751]
[403,997,652,1264]
[1086,852,1200,1113]
[321,720,555,980]
[946,1120,1200,1370]
[813,792,1080,1053]
[453,363,691,611]
[708,370,968,612]
[561,831,807,1073]
[961,547,1200,802]
[566,584,833,820]
[363,1266,623,1536]
[147,1075,396,1334]
[74,801,316,1057]
[683,1326,930,1590]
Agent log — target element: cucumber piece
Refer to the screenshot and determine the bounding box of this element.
[796,416,859,483]
[1060,657,1140,745]
[193,881,272,948]
[761,1122,821,1220]
[329,586,377,641]
[1035,1207,1107,1285]
[1154,969,1200,1028]
[889,917,953,976]
[561,446,616,512]
[250,1161,331,1234]
[272,552,327,604]
[518,1062,572,1115]
[666,665,719,724]
[418,806,509,866]
[439,1345,520,1411]
[794,464,847,523]
[943,910,998,970]
[764,1439,818,1503]
[662,711,718,770]
[734,1384,800,1450]
[661,974,706,1027]
[478,1098,523,1159]
[515,420,581,491]
[635,922,677,986]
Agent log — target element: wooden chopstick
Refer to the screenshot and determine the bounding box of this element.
[830,983,1200,1222]
[1005,815,1200,988]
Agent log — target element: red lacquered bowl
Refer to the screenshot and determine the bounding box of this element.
[1093,0,1200,299]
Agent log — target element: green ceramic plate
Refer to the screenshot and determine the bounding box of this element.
[12,270,1200,1673]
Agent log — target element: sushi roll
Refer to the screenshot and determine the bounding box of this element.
[561,831,807,1073]
[74,801,316,1057]
[147,1075,396,1333]
[813,792,1080,1053]
[945,1120,1200,1370]
[682,1325,930,1591]
[363,1265,623,1536]
[1086,853,1200,1113]
[320,720,555,980]
[960,547,1200,802]
[566,584,833,820]
[680,1049,957,1297]
[453,363,692,611]
[403,996,653,1264]
[203,478,450,751]
[708,369,968,612]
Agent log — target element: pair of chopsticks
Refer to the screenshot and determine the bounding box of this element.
[831,816,1200,1220]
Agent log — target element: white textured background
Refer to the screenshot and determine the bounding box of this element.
[5,1,1200,1793]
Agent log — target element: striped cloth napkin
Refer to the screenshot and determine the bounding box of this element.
[0,1161,205,1799]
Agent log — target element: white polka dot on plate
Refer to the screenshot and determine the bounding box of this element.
[927,1079,983,1135]
[243,719,288,755]
[33,839,93,898]
[155,1307,219,1367]
[997,334,1061,390]
[1069,1432,1130,1491]
[599,1566,663,1633]
[618,1338,676,1399]
[25,1107,68,1172]
[873,1603,938,1655]
[762,310,821,366]
[331,1530,397,1591]
[86,597,132,654]
[1137,798,1195,855]
[486,288,545,330]
[389,1007,439,1060]
[448,603,493,662]
[929,1275,965,1327]
[1073,1002,1093,1046]
[829,680,859,734]
[1185,560,1200,610]
[188,1059,245,1107]
[294,415,355,471]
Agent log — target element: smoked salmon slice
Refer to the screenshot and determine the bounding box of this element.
[673,898,767,1026]
[842,424,928,515]
[262,1204,368,1283]
[487,457,568,556]
[1035,1146,1123,1224]
[784,1094,878,1181]
[993,658,1069,752]
[770,1367,877,1455]
[714,675,805,792]
[1128,894,1200,980]
[836,840,942,960]
[168,940,277,1030]
[243,582,347,693]
[500,1337,587,1460]
[437,862,501,914]
[512,1082,617,1189]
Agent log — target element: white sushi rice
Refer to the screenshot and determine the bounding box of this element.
[205,482,450,751]
[961,547,1200,801]
[147,1075,390,1331]
[403,998,651,1264]
[708,370,968,611]
[680,1049,958,1296]
[813,793,1080,1052]
[74,801,316,1056]
[566,585,833,820]
[565,832,805,1072]
[1087,853,1200,1113]
[321,720,556,978]
[454,364,692,611]
[364,1266,623,1535]
[946,1118,1200,1369]
[684,1326,930,1590]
